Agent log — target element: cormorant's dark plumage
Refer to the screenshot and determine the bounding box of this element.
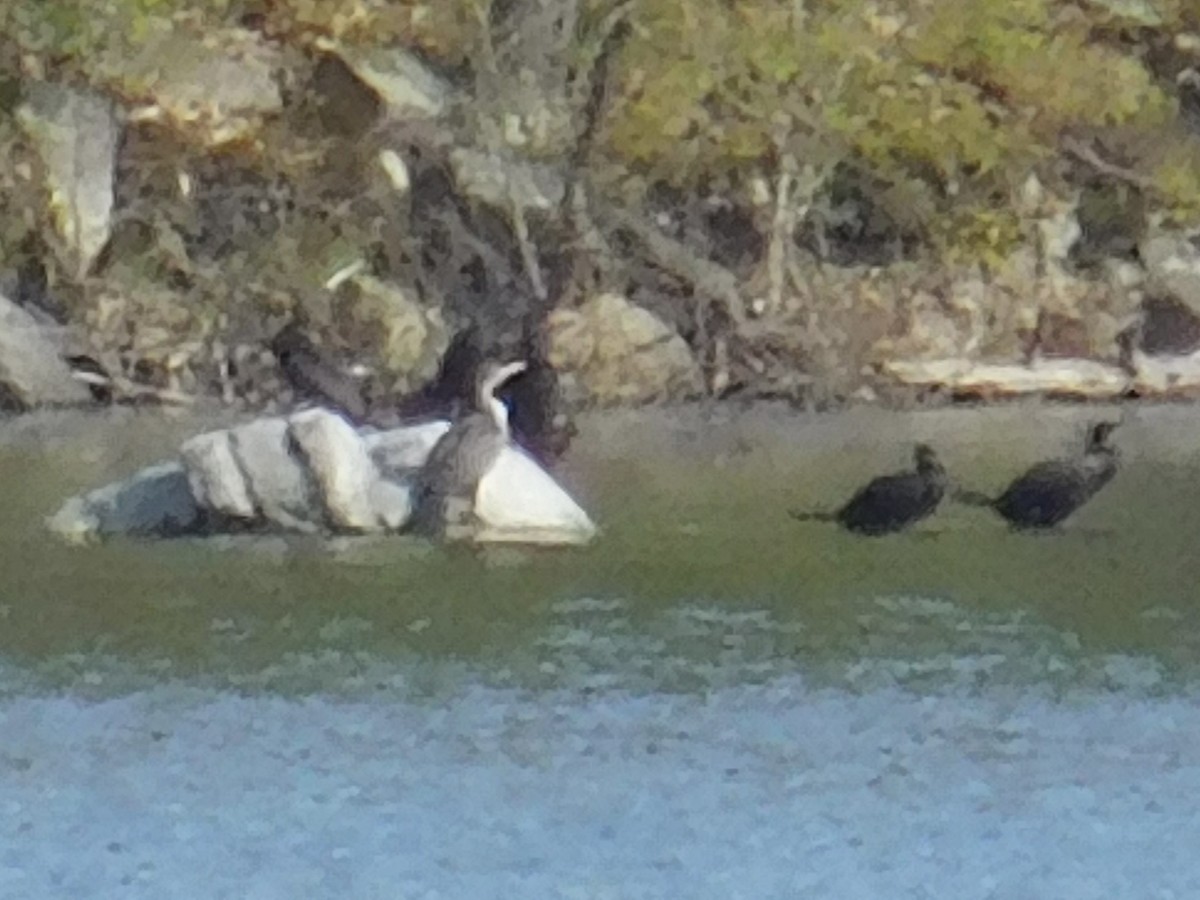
[389,323,575,467]
[956,421,1120,529]
[270,323,369,423]
[411,360,528,536]
[791,444,947,536]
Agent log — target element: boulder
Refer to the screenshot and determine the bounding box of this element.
[17,82,119,279]
[476,448,596,545]
[339,276,447,392]
[116,28,284,146]
[287,408,386,532]
[0,292,93,408]
[547,293,705,406]
[317,40,450,121]
[228,417,318,533]
[180,429,256,520]
[1140,232,1200,318]
[47,463,200,544]
[364,420,452,478]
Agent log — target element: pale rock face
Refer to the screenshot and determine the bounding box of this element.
[17,83,119,279]
[476,448,596,545]
[228,417,318,533]
[319,41,449,119]
[0,293,93,408]
[180,430,257,521]
[288,409,381,532]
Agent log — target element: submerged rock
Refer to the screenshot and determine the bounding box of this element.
[47,463,200,543]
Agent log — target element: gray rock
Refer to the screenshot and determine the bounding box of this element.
[342,276,448,390]
[449,147,565,214]
[288,409,382,532]
[364,420,451,479]
[180,430,256,521]
[546,293,706,406]
[370,477,417,532]
[1140,233,1200,318]
[319,40,449,120]
[17,82,119,279]
[0,292,93,408]
[114,28,283,147]
[228,417,318,533]
[47,463,200,543]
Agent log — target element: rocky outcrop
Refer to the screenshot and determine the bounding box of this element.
[115,28,284,147]
[0,292,93,408]
[1140,232,1200,317]
[17,83,119,279]
[49,410,596,546]
[547,294,705,406]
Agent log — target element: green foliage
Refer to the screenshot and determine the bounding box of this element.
[604,0,1200,260]
[0,0,231,61]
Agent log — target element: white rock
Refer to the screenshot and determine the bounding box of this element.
[370,478,416,532]
[47,462,199,543]
[0,292,92,407]
[227,417,318,533]
[17,82,119,279]
[475,448,596,545]
[288,409,381,532]
[180,430,256,520]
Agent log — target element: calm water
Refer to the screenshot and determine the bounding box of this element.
[1,402,1198,699]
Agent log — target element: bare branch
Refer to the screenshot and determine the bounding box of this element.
[593,199,748,326]
[1061,136,1154,191]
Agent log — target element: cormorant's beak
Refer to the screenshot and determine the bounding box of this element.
[495,360,528,388]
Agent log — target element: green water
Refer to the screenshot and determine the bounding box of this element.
[1,404,1198,697]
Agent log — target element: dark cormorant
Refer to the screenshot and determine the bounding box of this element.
[389,323,575,467]
[955,421,1120,529]
[790,444,947,536]
[389,324,485,424]
[411,359,528,534]
[270,323,369,423]
[499,331,577,466]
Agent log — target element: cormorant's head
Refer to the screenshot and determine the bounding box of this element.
[478,360,529,429]
[913,443,943,475]
[912,441,940,465]
[269,322,311,362]
[1087,420,1120,450]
